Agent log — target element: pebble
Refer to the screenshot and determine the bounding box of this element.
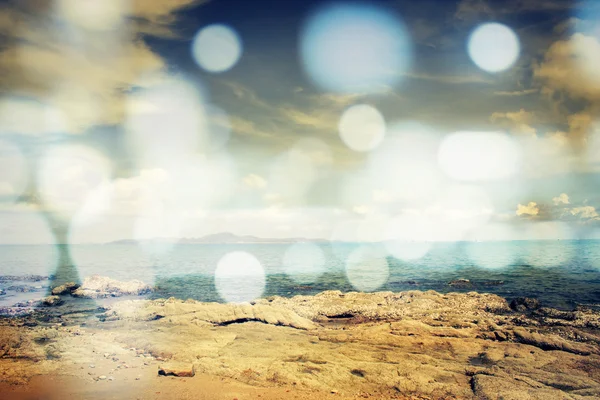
[89,364,95,369]
[108,376,115,381]
[98,375,107,380]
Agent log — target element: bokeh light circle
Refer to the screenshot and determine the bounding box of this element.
[345,245,389,292]
[438,131,521,181]
[384,214,435,261]
[215,251,266,303]
[339,104,386,152]
[300,2,411,93]
[282,242,326,284]
[0,139,28,203]
[468,23,520,73]
[192,24,242,73]
[37,145,112,218]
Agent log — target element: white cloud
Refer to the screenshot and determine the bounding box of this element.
[553,193,570,205]
[569,206,599,220]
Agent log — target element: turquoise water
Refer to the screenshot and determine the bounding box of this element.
[1,240,600,310]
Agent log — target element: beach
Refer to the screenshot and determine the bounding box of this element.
[1,281,599,399]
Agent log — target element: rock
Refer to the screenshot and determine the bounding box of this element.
[108,376,115,381]
[42,296,63,307]
[98,375,107,380]
[481,280,504,286]
[0,289,5,296]
[105,300,318,330]
[0,275,49,282]
[158,363,195,377]
[7,285,37,293]
[72,275,153,299]
[448,279,473,288]
[51,282,80,295]
[89,364,95,368]
[510,297,541,312]
[471,374,574,399]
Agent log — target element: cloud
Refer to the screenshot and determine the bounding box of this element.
[403,72,493,85]
[534,33,600,102]
[0,0,208,135]
[490,109,537,136]
[493,89,538,97]
[243,174,267,189]
[553,193,570,205]
[516,202,539,217]
[569,206,599,220]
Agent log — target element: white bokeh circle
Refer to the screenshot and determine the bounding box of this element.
[215,251,266,303]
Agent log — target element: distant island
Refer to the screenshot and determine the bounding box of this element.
[106,232,330,245]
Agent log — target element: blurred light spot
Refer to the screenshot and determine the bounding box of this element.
[205,105,232,151]
[192,24,242,73]
[0,140,28,203]
[438,131,521,181]
[437,185,494,236]
[0,98,67,135]
[215,251,266,303]
[37,145,112,219]
[268,145,318,205]
[468,23,520,73]
[283,242,326,284]
[345,245,389,292]
[300,2,411,93]
[56,0,126,31]
[126,79,209,166]
[384,214,434,260]
[339,105,386,152]
[367,122,443,204]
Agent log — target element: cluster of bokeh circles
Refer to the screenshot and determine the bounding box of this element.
[0,1,588,304]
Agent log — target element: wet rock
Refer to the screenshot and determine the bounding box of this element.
[72,275,153,298]
[510,297,541,312]
[51,282,80,296]
[158,363,195,377]
[42,296,63,307]
[480,280,504,286]
[7,285,37,293]
[448,279,473,288]
[0,275,49,282]
[0,289,5,296]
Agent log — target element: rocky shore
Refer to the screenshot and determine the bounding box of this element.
[1,285,599,399]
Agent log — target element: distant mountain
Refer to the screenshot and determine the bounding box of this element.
[106,233,329,245]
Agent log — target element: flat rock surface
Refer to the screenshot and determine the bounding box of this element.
[0,290,599,399]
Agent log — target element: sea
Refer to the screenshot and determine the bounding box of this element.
[1,240,600,311]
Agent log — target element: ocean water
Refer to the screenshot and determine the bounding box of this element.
[1,240,600,310]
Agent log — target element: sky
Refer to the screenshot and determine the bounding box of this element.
[1,0,600,245]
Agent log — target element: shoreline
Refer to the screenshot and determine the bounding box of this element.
[1,287,599,399]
